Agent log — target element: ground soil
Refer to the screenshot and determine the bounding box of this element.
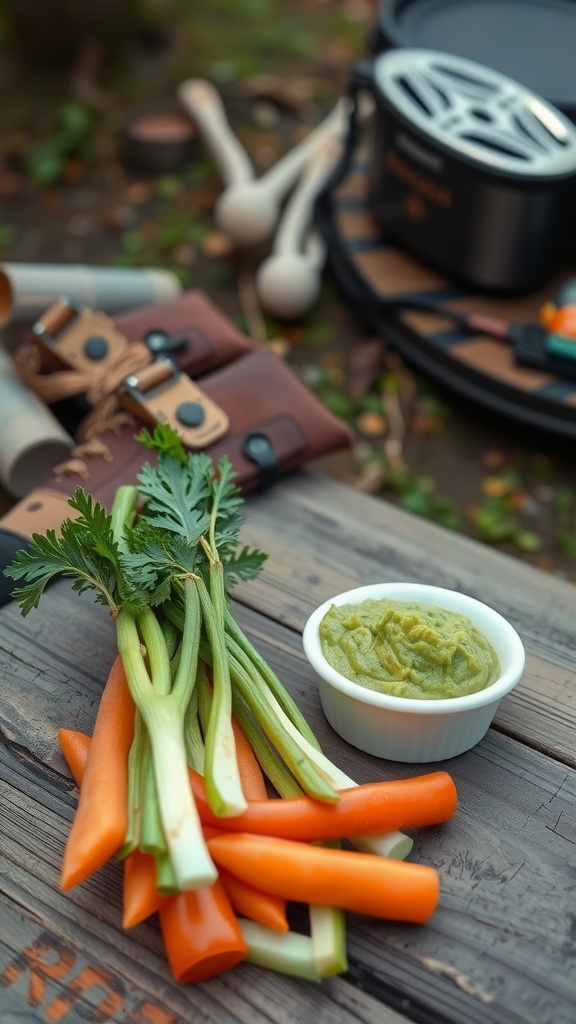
[0,0,575,581]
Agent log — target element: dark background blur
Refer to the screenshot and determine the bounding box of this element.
[0,0,576,581]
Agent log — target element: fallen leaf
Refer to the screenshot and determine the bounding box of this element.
[356,411,387,437]
[482,476,510,498]
[201,231,236,259]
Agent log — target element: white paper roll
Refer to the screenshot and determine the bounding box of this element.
[0,346,74,497]
[0,263,182,326]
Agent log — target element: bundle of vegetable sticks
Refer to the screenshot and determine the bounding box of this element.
[5,424,458,984]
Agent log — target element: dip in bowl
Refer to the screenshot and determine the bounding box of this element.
[302,582,525,762]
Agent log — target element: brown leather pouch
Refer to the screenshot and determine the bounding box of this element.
[196,349,353,489]
[0,336,352,603]
[15,289,255,436]
[112,289,255,373]
[118,347,353,491]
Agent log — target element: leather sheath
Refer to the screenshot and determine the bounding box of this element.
[0,295,352,606]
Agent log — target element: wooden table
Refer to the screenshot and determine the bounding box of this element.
[1,470,575,1024]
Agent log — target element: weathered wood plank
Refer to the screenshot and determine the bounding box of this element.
[1,571,576,1024]
[237,471,576,644]
[0,890,411,1024]
[1,767,410,1024]
[232,472,576,766]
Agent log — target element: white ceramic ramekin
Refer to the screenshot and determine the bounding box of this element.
[302,582,525,763]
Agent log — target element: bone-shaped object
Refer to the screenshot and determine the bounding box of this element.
[256,136,344,319]
[179,78,354,247]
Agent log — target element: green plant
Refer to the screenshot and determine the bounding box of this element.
[27,103,95,185]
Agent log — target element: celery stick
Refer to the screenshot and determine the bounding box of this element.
[116,607,217,891]
[139,748,166,856]
[145,706,216,888]
[231,691,303,799]
[183,686,205,773]
[308,837,348,977]
[225,612,321,749]
[225,650,338,802]
[197,576,247,816]
[138,607,171,696]
[309,904,348,977]
[352,832,414,860]
[239,922,323,982]
[170,577,201,708]
[195,658,212,735]
[110,484,139,545]
[117,709,146,859]
[155,851,179,895]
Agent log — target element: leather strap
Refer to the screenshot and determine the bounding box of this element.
[119,357,229,449]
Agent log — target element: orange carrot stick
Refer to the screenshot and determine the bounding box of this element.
[202,824,227,840]
[229,717,290,931]
[60,654,136,891]
[208,832,440,923]
[217,866,289,933]
[122,849,166,929]
[158,880,247,983]
[232,717,267,800]
[59,731,166,928]
[57,732,275,935]
[58,729,91,788]
[190,769,458,841]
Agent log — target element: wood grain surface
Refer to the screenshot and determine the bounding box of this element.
[1,469,575,1024]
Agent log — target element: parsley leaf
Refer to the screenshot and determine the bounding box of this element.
[5,487,125,614]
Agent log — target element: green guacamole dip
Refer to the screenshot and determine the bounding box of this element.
[319,598,500,700]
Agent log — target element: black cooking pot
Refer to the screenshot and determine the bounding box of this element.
[351,49,576,293]
[371,0,576,124]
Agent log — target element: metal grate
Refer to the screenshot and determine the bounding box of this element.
[374,49,576,176]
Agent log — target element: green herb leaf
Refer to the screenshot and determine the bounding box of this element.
[5,487,123,614]
[137,453,212,545]
[204,455,244,558]
[225,544,268,585]
[135,424,188,463]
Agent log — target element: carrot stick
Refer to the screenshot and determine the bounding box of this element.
[218,866,289,933]
[58,729,91,788]
[56,729,164,927]
[202,824,227,840]
[228,717,289,931]
[60,654,136,891]
[190,769,457,841]
[232,717,267,800]
[207,833,440,923]
[122,849,166,928]
[54,729,281,935]
[158,880,247,983]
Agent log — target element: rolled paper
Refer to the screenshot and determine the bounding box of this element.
[0,264,182,327]
[0,345,74,498]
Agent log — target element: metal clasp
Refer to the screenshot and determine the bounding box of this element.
[31,297,129,373]
[119,357,229,449]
